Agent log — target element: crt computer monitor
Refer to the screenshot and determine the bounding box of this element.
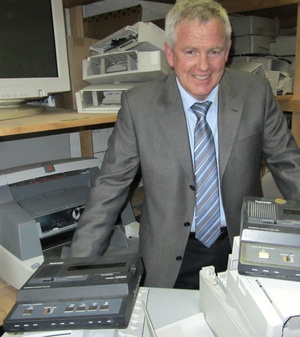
[0,0,70,120]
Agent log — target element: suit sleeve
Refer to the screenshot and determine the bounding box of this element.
[262,80,300,201]
[69,92,140,257]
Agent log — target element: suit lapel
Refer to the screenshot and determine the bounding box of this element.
[218,70,244,179]
[154,70,244,182]
[156,74,194,181]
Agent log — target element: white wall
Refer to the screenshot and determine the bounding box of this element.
[0,134,71,170]
[70,127,113,164]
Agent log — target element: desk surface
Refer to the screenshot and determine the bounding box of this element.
[147,287,200,330]
[0,109,117,137]
[0,278,16,326]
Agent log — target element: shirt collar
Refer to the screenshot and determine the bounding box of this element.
[176,77,219,112]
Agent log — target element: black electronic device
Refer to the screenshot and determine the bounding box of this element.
[4,254,143,332]
[238,196,300,281]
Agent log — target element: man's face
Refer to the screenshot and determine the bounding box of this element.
[164,18,231,101]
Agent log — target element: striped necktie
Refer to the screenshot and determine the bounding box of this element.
[191,101,221,248]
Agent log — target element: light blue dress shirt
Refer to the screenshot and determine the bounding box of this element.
[176,78,227,231]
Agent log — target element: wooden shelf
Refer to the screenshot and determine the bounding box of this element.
[0,109,117,137]
[63,0,99,8]
[277,95,300,112]
[62,0,175,8]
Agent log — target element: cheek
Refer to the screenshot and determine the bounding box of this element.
[174,57,193,72]
[211,58,226,73]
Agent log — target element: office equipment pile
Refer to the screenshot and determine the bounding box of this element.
[76,22,171,113]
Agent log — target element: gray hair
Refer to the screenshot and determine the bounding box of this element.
[165,0,232,49]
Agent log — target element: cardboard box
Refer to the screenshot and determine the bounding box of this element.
[275,35,296,56]
[231,35,274,55]
[230,15,278,37]
[269,40,276,54]
[228,56,255,63]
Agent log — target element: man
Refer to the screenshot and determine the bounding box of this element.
[70,0,300,289]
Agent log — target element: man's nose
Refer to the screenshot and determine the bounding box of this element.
[196,54,209,71]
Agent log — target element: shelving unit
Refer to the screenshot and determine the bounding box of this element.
[2,1,299,153]
[0,109,117,157]
[0,109,116,137]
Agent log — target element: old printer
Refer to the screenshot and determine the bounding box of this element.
[0,157,101,289]
[4,254,144,332]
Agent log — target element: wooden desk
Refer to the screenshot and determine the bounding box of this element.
[0,279,17,326]
[0,109,117,156]
[0,110,117,137]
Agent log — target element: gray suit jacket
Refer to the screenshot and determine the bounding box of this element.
[70,68,300,287]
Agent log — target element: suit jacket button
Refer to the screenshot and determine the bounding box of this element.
[184,222,190,227]
[176,256,183,261]
[189,185,195,191]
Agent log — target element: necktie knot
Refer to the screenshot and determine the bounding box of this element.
[191,101,212,119]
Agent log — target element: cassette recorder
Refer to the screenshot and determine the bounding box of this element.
[238,196,300,281]
[4,254,144,332]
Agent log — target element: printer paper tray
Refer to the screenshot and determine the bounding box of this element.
[18,186,89,217]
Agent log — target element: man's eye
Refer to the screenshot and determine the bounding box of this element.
[210,50,222,56]
[185,49,196,55]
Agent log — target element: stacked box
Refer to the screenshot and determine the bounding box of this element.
[230,15,277,56]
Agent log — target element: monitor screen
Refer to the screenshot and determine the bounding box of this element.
[0,0,70,119]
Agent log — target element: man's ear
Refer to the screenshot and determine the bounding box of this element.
[225,39,232,62]
[164,42,174,68]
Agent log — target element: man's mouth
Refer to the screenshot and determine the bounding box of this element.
[194,74,210,80]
